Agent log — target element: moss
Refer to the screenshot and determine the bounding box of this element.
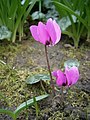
[0,42,48,107]
[48,111,63,120]
[0,66,48,107]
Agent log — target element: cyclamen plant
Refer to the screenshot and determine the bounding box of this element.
[30,18,61,95]
[30,18,80,96]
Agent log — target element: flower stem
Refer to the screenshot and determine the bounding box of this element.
[61,86,64,106]
[45,45,55,95]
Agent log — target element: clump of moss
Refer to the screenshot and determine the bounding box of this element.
[0,65,48,107]
[0,41,50,107]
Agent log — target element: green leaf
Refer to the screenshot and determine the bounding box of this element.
[26,74,50,84]
[33,97,39,117]
[85,5,90,27]
[22,0,38,22]
[62,30,73,38]
[12,0,38,42]
[14,94,49,117]
[64,59,80,69]
[0,26,12,40]
[0,109,15,119]
[58,16,76,31]
[31,11,45,20]
[52,1,87,28]
[63,0,72,9]
[0,94,49,120]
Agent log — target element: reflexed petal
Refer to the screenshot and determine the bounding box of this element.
[37,22,50,45]
[46,18,61,45]
[65,66,79,86]
[30,25,39,41]
[53,20,61,44]
[46,18,57,45]
[56,70,66,86]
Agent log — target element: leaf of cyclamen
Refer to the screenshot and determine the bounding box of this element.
[64,59,80,69]
[58,16,71,31]
[26,74,50,84]
[31,11,45,20]
[0,26,12,40]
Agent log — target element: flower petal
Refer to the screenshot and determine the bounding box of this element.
[37,22,50,45]
[46,18,57,45]
[53,20,61,44]
[56,70,66,86]
[52,70,58,77]
[65,66,79,86]
[46,18,61,45]
[30,25,39,41]
[52,70,66,86]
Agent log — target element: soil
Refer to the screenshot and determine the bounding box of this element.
[0,37,90,120]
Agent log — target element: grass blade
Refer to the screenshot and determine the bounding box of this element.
[0,109,15,119]
[22,0,38,24]
[14,94,49,117]
[52,1,87,28]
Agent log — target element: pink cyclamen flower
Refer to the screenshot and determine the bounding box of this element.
[52,66,79,87]
[30,18,61,46]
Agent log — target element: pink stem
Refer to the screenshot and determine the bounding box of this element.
[45,45,55,95]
